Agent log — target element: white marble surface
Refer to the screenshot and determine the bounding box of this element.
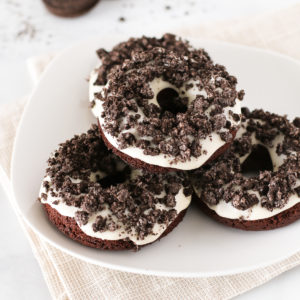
[1,0,300,299]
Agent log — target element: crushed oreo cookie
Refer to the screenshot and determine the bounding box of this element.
[95,34,244,163]
[40,125,192,240]
[192,108,300,211]
[95,34,196,86]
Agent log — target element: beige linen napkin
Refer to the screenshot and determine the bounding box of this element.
[1,4,300,300]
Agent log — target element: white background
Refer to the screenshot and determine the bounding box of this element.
[1,0,300,299]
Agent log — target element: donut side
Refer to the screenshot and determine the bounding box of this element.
[194,194,300,231]
[204,130,237,165]
[42,0,99,17]
[43,203,187,250]
[98,120,237,173]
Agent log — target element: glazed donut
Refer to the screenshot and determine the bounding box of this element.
[39,125,192,250]
[192,108,300,230]
[89,34,244,172]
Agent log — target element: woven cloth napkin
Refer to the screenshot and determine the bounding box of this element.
[1,4,300,300]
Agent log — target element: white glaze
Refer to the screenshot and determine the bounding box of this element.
[194,181,300,221]
[89,68,241,170]
[193,121,300,221]
[40,174,191,246]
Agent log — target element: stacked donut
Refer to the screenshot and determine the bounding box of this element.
[39,34,300,251]
[192,108,300,230]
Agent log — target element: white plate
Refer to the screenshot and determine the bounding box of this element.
[11,36,300,277]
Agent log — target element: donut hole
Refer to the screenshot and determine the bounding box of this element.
[241,145,273,178]
[98,166,131,188]
[156,88,188,114]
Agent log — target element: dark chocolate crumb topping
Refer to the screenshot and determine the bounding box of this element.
[192,108,300,212]
[42,125,192,240]
[95,34,195,86]
[94,34,244,163]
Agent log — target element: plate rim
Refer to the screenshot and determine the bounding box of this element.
[11,35,300,278]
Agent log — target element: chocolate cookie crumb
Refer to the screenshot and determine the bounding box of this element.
[75,211,89,226]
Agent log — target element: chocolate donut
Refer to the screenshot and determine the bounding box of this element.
[89,34,244,172]
[38,125,192,250]
[192,108,300,230]
[42,0,100,17]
